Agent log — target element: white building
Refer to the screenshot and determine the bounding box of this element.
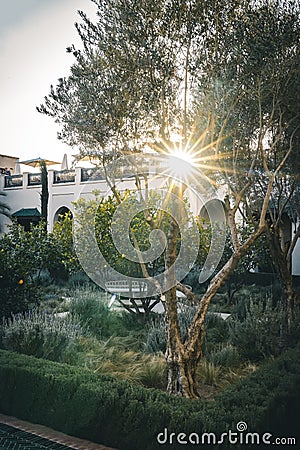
[0,155,299,275]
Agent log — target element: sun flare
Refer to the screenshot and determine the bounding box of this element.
[168,149,196,166]
[167,149,196,179]
[151,130,231,188]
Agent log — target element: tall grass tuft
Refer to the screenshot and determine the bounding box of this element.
[87,336,167,389]
[198,360,222,386]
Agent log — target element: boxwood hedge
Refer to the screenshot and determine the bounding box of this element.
[0,346,299,449]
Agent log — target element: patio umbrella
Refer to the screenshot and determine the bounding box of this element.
[14,159,21,175]
[19,157,60,167]
[61,153,69,170]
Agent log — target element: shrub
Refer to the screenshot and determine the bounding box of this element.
[143,316,166,354]
[138,354,167,390]
[68,287,119,338]
[0,244,40,318]
[144,307,198,354]
[202,313,230,355]
[207,344,241,368]
[0,310,83,362]
[0,221,70,317]
[116,309,150,334]
[144,309,229,355]
[229,294,283,361]
[0,345,299,449]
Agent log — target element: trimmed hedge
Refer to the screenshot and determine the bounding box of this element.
[0,347,299,449]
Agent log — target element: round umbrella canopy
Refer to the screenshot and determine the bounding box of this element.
[19,157,60,167]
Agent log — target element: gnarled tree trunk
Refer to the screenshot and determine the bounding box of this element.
[266,225,295,332]
[165,285,203,398]
[164,210,265,397]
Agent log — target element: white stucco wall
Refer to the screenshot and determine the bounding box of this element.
[0,172,41,232]
[1,168,299,276]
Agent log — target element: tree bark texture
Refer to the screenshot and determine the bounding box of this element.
[266,225,295,331]
[165,218,266,398]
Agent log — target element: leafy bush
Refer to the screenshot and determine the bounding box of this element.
[0,310,83,362]
[202,313,230,354]
[0,221,71,317]
[68,287,120,338]
[229,295,283,361]
[207,344,241,368]
[144,309,229,355]
[143,316,166,353]
[0,239,40,318]
[68,286,151,341]
[0,345,299,449]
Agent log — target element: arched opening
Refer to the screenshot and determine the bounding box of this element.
[199,199,226,224]
[53,206,73,223]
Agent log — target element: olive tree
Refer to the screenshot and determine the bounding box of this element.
[38,0,300,397]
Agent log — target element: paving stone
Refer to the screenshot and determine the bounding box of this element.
[0,415,116,450]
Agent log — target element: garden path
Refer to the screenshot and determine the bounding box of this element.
[0,413,116,450]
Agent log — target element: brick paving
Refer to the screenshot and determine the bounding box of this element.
[0,414,116,450]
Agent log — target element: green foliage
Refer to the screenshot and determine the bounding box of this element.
[85,336,167,389]
[72,189,199,283]
[138,354,167,390]
[0,310,83,362]
[207,344,241,368]
[143,317,166,354]
[68,287,120,338]
[51,213,82,274]
[50,211,78,277]
[67,286,150,340]
[71,191,155,280]
[229,295,283,361]
[93,191,147,277]
[0,223,43,316]
[197,360,222,386]
[144,309,229,356]
[0,345,299,449]
[143,308,197,354]
[0,221,71,317]
[203,313,230,351]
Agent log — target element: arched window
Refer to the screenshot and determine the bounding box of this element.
[199,199,226,224]
[53,206,73,223]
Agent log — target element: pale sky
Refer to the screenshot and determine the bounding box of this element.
[0,0,97,165]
